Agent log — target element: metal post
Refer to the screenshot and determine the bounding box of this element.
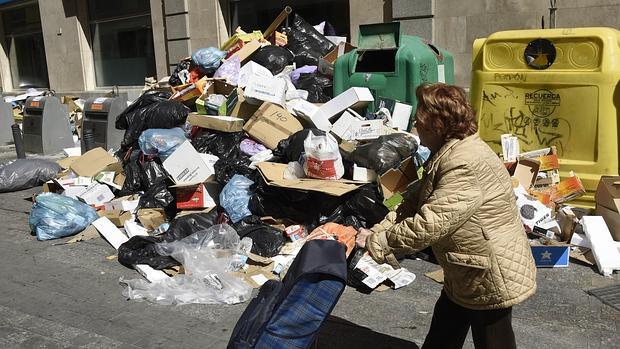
[11,124,25,159]
[549,0,557,29]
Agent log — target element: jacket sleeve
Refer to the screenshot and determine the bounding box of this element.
[366,162,483,266]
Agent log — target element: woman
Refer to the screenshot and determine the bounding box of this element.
[357,83,536,349]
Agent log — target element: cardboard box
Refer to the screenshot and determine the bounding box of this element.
[195,79,236,115]
[353,164,377,182]
[508,158,540,189]
[318,42,355,76]
[137,208,166,231]
[501,134,519,162]
[77,182,115,206]
[104,195,140,213]
[550,174,585,203]
[98,210,132,227]
[238,61,273,88]
[70,148,118,177]
[256,162,363,196]
[244,76,286,106]
[170,76,209,104]
[243,103,303,150]
[374,98,414,131]
[224,88,260,120]
[163,141,213,185]
[379,156,418,201]
[531,245,570,268]
[330,110,358,140]
[228,39,262,64]
[595,176,620,241]
[287,99,329,132]
[349,119,385,140]
[313,87,374,122]
[187,113,244,132]
[174,182,219,210]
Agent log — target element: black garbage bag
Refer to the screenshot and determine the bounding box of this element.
[161,212,218,242]
[191,130,245,160]
[118,235,178,270]
[250,45,294,75]
[316,184,387,230]
[285,14,335,67]
[139,160,168,188]
[342,184,388,228]
[349,133,418,175]
[119,160,143,195]
[249,177,344,229]
[168,58,192,87]
[115,90,170,130]
[0,159,61,193]
[213,156,256,186]
[294,73,332,103]
[116,93,190,156]
[137,181,174,210]
[273,128,325,163]
[232,216,285,257]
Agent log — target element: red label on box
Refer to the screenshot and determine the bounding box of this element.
[176,184,215,209]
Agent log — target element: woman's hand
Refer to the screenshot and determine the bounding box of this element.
[356,228,373,249]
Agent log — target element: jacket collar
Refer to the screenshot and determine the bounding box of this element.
[425,134,479,173]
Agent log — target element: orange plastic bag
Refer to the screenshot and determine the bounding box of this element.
[307,223,356,257]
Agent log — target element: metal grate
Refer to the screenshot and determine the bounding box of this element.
[587,284,620,311]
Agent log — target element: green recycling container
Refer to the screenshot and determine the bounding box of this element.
[333,22,455,131]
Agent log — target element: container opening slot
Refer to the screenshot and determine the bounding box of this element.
[355,49,397,73]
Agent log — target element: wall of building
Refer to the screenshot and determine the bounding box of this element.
[427,0,620,88]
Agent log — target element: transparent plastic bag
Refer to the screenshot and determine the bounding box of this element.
[192,47,227,75]
[220,174,254,223]
[29,193,99,241]
[302,132,344,180]
[120,224,253,305]
[138,128,187,160]
[214,55,241,85]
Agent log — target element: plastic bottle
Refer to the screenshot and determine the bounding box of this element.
[227,237,253,271]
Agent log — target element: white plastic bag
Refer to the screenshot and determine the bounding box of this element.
[302,133,344,180]
[120,224,253,305]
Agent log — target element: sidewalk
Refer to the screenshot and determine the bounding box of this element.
[0,187,618,349]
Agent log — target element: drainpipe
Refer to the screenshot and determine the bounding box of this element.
[549,0,557,29]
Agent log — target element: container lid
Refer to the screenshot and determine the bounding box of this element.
[358,22,400,50]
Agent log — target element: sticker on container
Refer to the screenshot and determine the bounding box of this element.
[437,65,446,83]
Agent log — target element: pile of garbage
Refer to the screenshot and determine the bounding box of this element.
[502,134,620,276]
[15,12,427,305]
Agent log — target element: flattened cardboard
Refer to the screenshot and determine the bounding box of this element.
[187,113,244,132]
[243,102,303,150]
[57,156,79,169]
[379,157,418,201]
[256,162,363,196]
[77,182,115,205]
[70,148,117,177]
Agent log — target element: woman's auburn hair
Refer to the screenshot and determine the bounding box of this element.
[415,83,478,140]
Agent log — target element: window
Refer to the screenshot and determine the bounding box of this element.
[3,4,49,89]
[88,0,155,86]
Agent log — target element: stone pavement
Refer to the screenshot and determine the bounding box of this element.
[0,185,618,349]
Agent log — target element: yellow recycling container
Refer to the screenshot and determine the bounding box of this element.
[471,27,620,206]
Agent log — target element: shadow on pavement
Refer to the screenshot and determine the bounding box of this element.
[314,315,419,349]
